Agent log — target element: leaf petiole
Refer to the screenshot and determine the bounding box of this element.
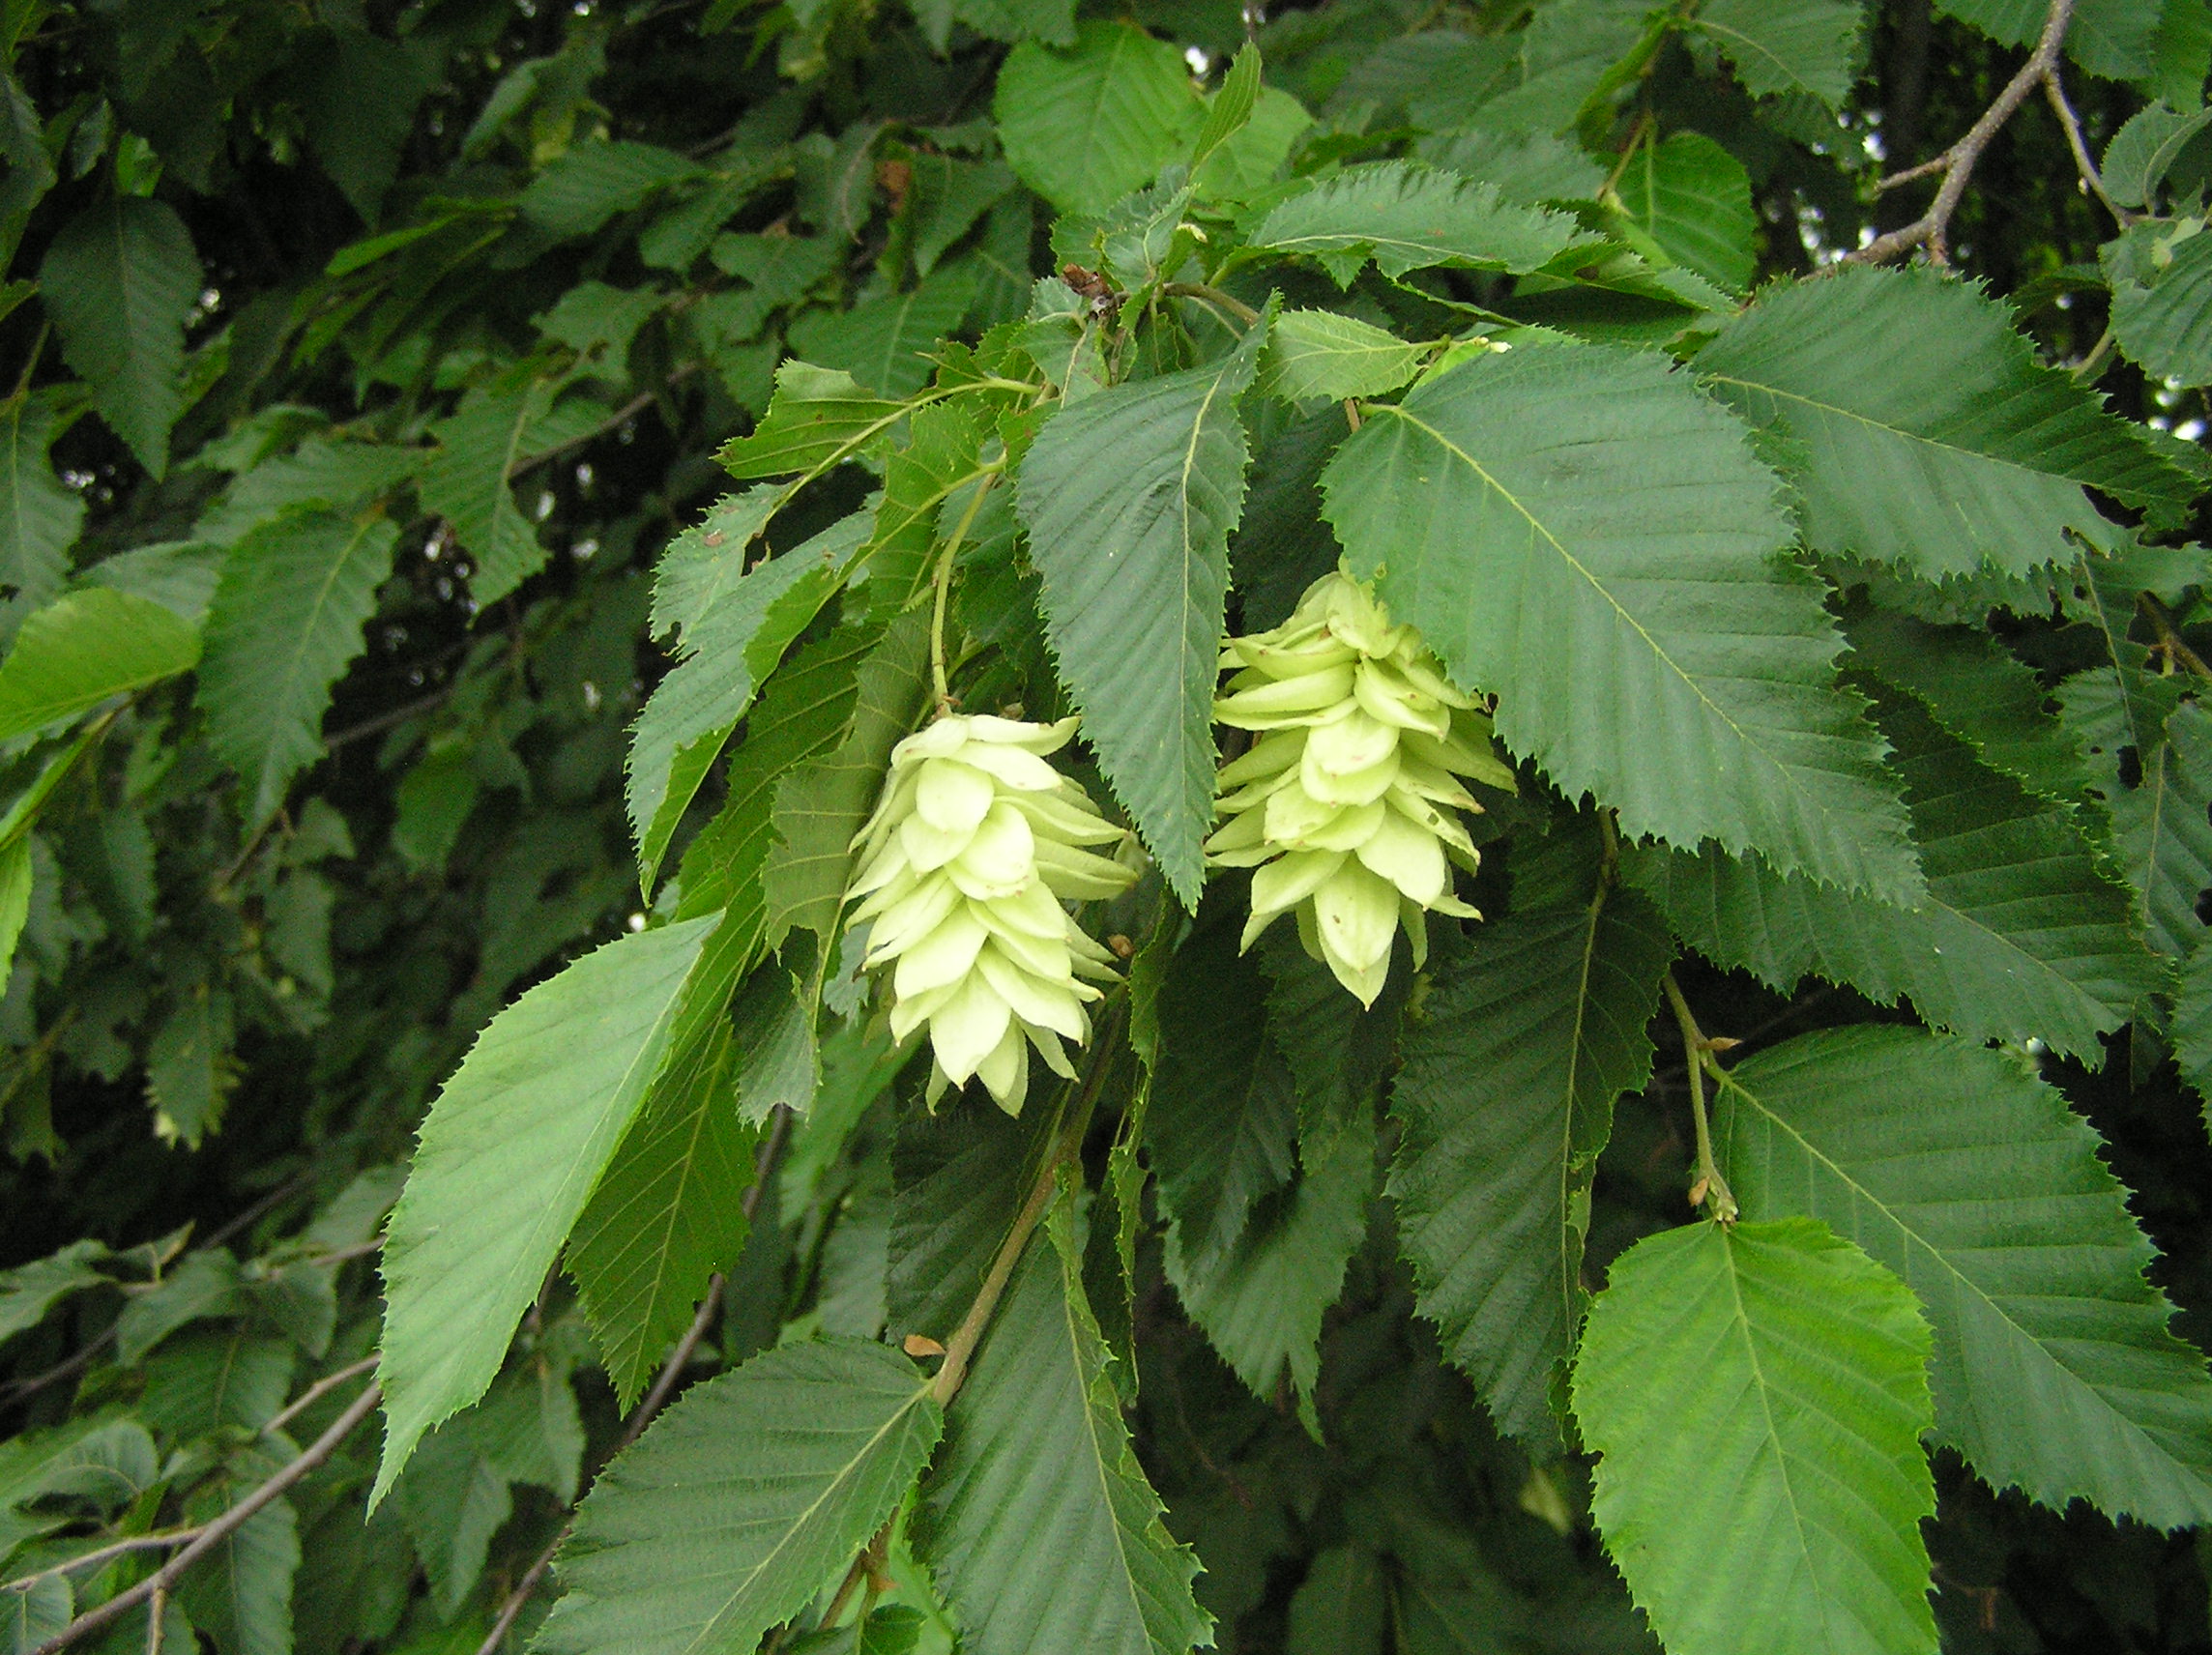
[1662,971,1738,1224]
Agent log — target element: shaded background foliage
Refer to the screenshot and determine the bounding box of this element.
[3,0,2212,1649]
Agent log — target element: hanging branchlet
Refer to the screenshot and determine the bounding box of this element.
[1207,565,1515,1004]
[844,713,1140,1114]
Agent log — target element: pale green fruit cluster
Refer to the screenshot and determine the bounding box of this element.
[846,713,1138,1115]
[1208,567,1515,1004]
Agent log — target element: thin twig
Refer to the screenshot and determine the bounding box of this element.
[3,1167,312,1415]
[261,1355,379,1440]
[474,1106,795,1655]
[1661,973,1737,1224]
[506,363,703,482]
[32,1380,384,1655]
[2043,71,2134,224]
[323,686,460,752]
[11,323,48,402]
[1160,282,1261,327]
[1847,0,2078,266]
[2,1530,199,1591]
[2139,591,2212,680]
[798,1059,1107,1654]
[928,476,998,712]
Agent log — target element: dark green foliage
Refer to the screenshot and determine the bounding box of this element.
[9,2,2212,1654]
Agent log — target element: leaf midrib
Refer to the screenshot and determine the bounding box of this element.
[684,1377,937,1655]
[1693,17,1817,98]
[1722,1072,2199,1482]
[1715,1231,1848,1655]
[1058,1246,1155,1642]
[256,517,385,804]
[1377,403,1851,835]
[1556,897,1607,1332]
[1699,369,2122,502]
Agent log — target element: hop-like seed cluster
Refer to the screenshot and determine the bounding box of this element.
[846,713,1138,1115]
[1207,567,1514,1004]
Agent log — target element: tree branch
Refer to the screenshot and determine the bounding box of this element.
[2042,71,2135,225]
[1848,0,2078,267]
[31,1379,385,1655]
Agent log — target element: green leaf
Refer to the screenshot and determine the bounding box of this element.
[1470,0,1659,136]
[1689,0,1865,107]
[566,1019,757,1409]
[301,27,434,221]
[2106,220,2212,389]
[192,439,423,546]
[1257,925,1406,1156]
[1257,308,1425,405]
[1416,129,1606,205]
[1574,1217,1937,1655]
[1937,0,2161,82]
[760,609,930,945]
[1717,1027,2212,1526]
[4,1571,69,1646]
[789,263,979,397]
[372,915,719,1506]
[1322,334,1920,902]
[626,511,864,893]
[2102,102,2212,209]
[396,1366,582,1615]
[537,1338,942,1655]
[1193,86,1311,204]
[0,1414,159,1561]
[991,20,1204,215]
[1148,912,1297,1277]
[176,1449,300,1655]
[1609,131,1755,295]
[887,1100,1035,1347]
[0,397,84,639]
[1696,267,2196,580]
[649,484,783,645]
[1842,606,2091,811]
[913,1198,1210,1655]
[76,540,224,625]
[421,382,605,604]
[1017,303,1269,903]
[138,1330,292,1438]
[1629,692,2161,1063]
[147,984,238,1147]
[858,400,992,619]
[197,510,398,827]
[1189,42,1262,174]
[0,586,199,743]
[716,361,906,482]
[519,140,701,240]
[1246,160,1589,286]
[37,196,201,477]
[1165,1093,1373,1420]
[1392,881,1674,1447]
[2110,696,2212,960]
[2174,944,2212,1124]
[117,1249,245,1364]
[0,1238,108,1348]
[670,623,880,970]
[952,0,1076,47]
[908,158,1019,277]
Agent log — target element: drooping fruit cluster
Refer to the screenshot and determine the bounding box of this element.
[1207,566,1514,1004]
[846,713,1138,1114]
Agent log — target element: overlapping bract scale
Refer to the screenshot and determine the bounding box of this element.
[1208,567,1513,1004]
[846,713,1138,1114]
